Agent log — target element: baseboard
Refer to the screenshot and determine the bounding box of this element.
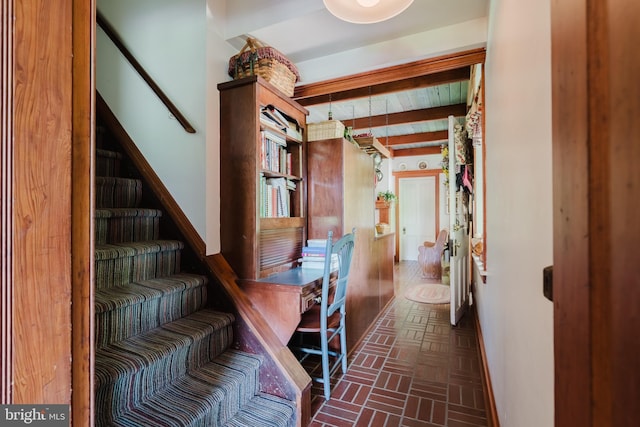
[473,305,500,427]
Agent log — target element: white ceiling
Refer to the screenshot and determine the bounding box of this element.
[223,0,488,65]
[222,0,488,155]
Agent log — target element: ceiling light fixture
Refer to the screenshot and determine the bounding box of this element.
[323,0,414,24]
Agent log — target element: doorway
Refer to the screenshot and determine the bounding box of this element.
[395,169,441,261]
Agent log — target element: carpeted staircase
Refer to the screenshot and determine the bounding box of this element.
[94,140,296,426]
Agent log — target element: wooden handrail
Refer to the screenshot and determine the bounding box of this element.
[97,11,196,134]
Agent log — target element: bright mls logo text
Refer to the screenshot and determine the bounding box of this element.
[1,405,68,426]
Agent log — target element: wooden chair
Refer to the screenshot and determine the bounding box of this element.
[418,229,448,279]
[294,229,356,401]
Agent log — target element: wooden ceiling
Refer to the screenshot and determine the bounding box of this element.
[293,48,485,158]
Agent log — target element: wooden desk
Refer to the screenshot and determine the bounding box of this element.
[239,268,331,345]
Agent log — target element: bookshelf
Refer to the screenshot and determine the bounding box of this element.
[218,76,308,279]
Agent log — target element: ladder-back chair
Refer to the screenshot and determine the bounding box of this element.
[294,229,356,400]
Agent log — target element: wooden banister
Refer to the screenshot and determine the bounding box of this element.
[97,11,196,134]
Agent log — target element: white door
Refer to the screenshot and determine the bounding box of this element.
[399,176,436,260]
[448,115,470,326]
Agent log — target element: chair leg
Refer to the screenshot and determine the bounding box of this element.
[320,328,331,401]
[339,321,348,374]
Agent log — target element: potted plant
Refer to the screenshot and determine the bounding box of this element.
[377,190,397,204]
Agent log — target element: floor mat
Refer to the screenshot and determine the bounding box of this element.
[404,283,450,304]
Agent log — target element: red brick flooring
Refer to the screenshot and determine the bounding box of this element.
[305,261,488,426]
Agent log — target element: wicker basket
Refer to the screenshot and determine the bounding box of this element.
[228,37,299,97]
[307,120,346,141]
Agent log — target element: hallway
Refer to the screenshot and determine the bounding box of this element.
[307,261,488,426]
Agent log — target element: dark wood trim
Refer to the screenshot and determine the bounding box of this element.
[385,130,448,147]
[392,146,442,157]
[551,0,591,425]
[96,11,196,134]
[1,0,14,403]
[587,2,613,425]
[293,48,485,105]
[71,0,95,424]
[473,305,499,427]
[348,104,467,130]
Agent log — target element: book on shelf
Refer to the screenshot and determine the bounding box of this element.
[262,104,303,141]
[260,107,287,132]
[261,130,290,174]
[260,176,292,218]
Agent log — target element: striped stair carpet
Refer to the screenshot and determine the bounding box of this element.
[94,147,295,426]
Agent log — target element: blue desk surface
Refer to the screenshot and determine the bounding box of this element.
[255,267,325,286]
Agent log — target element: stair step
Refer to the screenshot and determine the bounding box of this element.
[95,309,237,423]
[95,240,184,289]
[103,350,292,427]
[95,208,163,244]
[96,148,122,177]
[224,393,296,427]
[95,273,208,348]
[96,176,143,208]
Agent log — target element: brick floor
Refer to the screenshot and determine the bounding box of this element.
[304,261,488,426]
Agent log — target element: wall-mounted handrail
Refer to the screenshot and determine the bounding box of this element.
[97,11,196,134]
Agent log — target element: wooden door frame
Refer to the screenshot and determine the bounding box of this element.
[71,0,96,424]
[552,0,640,425]
[1,0,94,423]
[393,169,441,262]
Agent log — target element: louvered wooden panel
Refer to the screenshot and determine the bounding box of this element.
[259,227,303,275]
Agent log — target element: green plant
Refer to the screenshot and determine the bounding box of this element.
[377,190,397,203]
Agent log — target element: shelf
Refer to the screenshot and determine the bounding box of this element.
[471,253,487,277]
[355,136,391,159]
[260,124,303,144]
[260,170,302,180]
[219,76,308,280]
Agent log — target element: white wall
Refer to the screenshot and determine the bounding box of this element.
[206,0,237,254]
[476,0,554,425]
[97,0,207,236]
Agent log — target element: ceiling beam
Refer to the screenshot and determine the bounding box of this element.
[296,68,470,106]
[293,48,485,106]
[391,146,443,157]
[349,104,466,129]
[382,130,448,146]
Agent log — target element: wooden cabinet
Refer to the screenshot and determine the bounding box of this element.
[307,137,395,351]
[218,76,308,280]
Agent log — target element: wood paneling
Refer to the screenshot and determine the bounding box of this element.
[374,233,395,311]
[10,0,73,404]
[307,137,391,351]
[552,0,640,424]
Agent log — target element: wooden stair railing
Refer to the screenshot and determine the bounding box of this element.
[97,11,196,134]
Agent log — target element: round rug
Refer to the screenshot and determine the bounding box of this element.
[404,284,450,304]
